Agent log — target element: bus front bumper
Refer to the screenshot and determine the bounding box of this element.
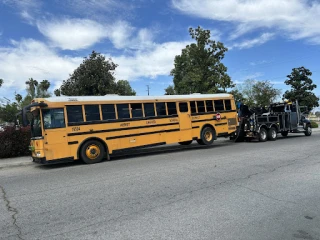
[32,157,74,165]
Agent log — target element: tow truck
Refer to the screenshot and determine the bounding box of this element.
[234,100,312,142]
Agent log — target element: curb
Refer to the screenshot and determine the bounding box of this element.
[0,161,34,170]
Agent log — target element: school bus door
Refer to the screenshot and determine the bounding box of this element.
[177,102,192,141]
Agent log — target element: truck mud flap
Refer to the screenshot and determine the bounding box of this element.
[234,119,245,142]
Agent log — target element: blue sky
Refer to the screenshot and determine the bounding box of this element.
[0,0,319,107]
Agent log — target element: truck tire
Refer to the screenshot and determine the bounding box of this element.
[267,127,277,141]
[281,131,288,137]
[80,140,105,164]
[259,128,267,142]
[304,125,312,136]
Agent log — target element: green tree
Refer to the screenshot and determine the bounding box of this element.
[170,26,233,94]
[0,78,3,88]
[37,80,51,98]
[15,94,22,103]
[284,66,319,111]
[25,78,38,99]
[54,89,61,96]
[229,89,245,104]
[0,103,19,122]
[315,111,320,117]
[252,80,281,107]
[235,79,281,107]
[164,85,176,95]
[60,51,118,96]
[114,80,136,96]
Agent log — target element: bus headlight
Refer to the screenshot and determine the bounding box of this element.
[36,152,41,157]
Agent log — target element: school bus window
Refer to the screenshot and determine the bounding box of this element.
[101,104,116,120]
[85,105,100,121]
[167,102,177,115]
[190,101,197,114]
[144,103,155,117]
[224,100,232,110]
[117,104,130,119]
[206,100,214,112]
[156,102,167,116]
[131,103,143,118]
[67,105,84,123]
[214,100,224,111]
[179,102,188,112]
[42,108,66,129]
[197,101,205,113]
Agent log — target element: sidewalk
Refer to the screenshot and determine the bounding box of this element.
[1,127,320,170]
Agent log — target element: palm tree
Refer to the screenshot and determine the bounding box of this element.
[25,78,38,99]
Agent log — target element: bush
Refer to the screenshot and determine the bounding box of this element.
[0,126,31,158]
[311,121,318,128]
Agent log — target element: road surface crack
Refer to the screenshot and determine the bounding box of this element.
[0,185,24,240]
[235,184,297,204]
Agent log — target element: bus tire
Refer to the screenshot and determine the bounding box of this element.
[200,126,215,145]
[80,140,105,164]
[259,128,267,142]
[267,127,277,141]
[304,125,312,136]
[178,140,193,145]
[281,131,288,137]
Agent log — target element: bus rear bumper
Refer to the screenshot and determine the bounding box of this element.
[32,157,74,165]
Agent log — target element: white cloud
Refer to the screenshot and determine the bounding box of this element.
[0,37,188,97]
[37,18,108,50]
[109,41,189,80]
[172,0,320,44]
[0,0,41,22]
[230,33,275,49]
[0,39,81,92]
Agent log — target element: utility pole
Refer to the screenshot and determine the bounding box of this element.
[146,85,150,96]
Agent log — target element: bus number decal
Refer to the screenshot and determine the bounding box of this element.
[170,118,178,122]
[120,123,130,127]
[72,127,80,132]
[146,120,156,124]
[192,116,200,120]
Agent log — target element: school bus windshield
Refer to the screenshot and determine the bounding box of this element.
[30,109,42,138]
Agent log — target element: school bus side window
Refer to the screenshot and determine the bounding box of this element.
[85,105,100,121]
[206,100,214,112]
[131,103,143,118]
[197,101,205,113]
[224,100,232,110]
[67,106,84,123]
[42,108,66,129]
[214,100,224,111]
[101,104,116,120]
[190,101,197,114]
[167,102,177,115]
[144,103,155,117]
[179,102,188,112]
[156,102,167,116]
[117,104,130,119]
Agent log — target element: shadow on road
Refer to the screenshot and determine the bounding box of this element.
[36,141,230,170]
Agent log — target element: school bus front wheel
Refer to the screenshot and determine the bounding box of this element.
[80,140,106,164]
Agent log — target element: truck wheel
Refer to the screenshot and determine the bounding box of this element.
[267,127,277,141]
[80,140,105,164]
[196,139,205,145]
[200,126,215,145]
[281,131,288,137]
[259,128,267,142]
[304,125,312,136]
[178,140,193,145]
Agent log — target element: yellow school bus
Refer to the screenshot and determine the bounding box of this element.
[21,94,238,164]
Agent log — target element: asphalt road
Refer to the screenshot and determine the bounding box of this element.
[1,132,320,240]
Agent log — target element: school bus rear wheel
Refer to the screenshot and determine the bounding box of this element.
[80,140,105,164]
[178,140,193,145]
[200,126,215,145]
